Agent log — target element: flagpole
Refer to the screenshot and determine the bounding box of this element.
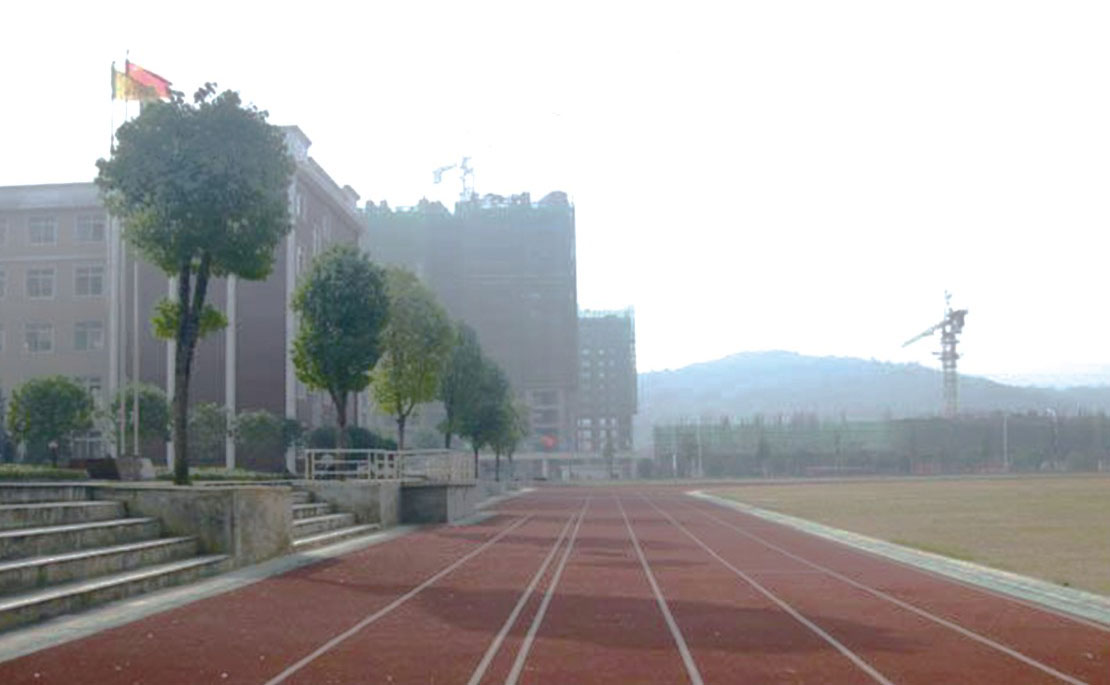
[132,260,140,457]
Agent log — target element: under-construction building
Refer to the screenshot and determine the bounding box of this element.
[362,192,579,450]
[576,309,638,453]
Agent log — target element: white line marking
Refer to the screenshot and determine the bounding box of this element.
[467,502,586,685]
[643,495,894,685]
[264,514,534,685]
[617,495,705,685]
[681,498,1090,685]
[503,498,591,685]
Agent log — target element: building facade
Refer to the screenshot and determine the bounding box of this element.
[362,192,579,450]
[576,309,638,454]
[0,127,364,467]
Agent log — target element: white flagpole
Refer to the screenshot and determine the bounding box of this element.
[132,260,140,456]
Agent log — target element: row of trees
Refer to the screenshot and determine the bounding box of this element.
[92,83,526,483]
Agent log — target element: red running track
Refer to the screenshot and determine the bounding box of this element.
[0,487,1106,684]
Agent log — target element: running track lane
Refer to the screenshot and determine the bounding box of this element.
[0,508,542,684]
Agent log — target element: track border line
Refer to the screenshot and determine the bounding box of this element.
[503,497,591,685]
[264,513,534,685]
[641,493,894,685]
[466,500,586,685]
[689,489,1110,632]
[678,495,1090,685]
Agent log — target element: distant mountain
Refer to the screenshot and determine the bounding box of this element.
[635,351,1110,446]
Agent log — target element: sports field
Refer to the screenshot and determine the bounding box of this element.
[716,475,1110,595]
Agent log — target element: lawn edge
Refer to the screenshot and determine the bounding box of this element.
[689,489,1110,630]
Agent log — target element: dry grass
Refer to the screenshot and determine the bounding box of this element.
[715,475,1110,595]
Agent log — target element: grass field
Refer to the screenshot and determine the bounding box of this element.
[715,475,1110,595]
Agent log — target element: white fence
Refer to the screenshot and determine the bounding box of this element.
[303,448,473,483]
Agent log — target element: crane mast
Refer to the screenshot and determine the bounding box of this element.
[903,292,968,417]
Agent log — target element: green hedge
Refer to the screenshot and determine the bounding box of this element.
[156,467,281,482]
[0,464,90,481]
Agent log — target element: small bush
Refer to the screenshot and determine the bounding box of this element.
[0,464,89,481]
[156,467,280,482]
[307,426,397,450]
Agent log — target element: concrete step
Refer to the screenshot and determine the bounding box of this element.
[289,491,312,505]
[0,485,90,505]
[291,513,356,539]
[292,503,332,520]
[292,523,381,551]
[0,518,161,562]
[0,537,198,595]
[0,554,230,632]
[0,501,125,532]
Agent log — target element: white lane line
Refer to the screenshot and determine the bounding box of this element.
[467,501,586,685]
[264,514,534,685]
[617,495,705,685]
[681,499,1089,685]
[643,495,894,685]
[503,498,591,685]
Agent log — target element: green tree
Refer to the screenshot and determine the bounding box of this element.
[292,244,388,449]
[491,397,529,481]
[459,359,510,479]
[105,383,171,454]
[438,322,484,449]
[187,403,228,466]
[372,267,452,450]
[96,85,295,484]
[6,376,94,465]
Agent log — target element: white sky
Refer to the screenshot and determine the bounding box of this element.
[3,1,1108,382]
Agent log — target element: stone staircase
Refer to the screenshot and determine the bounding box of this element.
[0,485,229,632]
[290,487,380,550]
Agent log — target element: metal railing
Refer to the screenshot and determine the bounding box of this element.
[303,448,473,483]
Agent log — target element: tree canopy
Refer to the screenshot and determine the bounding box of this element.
[6,376,94,463]
[459,358,511,478]
[96,85,294,484]
[438,321,485,448]
[372,267,453,450]
[292,244,389,448]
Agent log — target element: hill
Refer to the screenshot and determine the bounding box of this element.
[635,351,1110,446]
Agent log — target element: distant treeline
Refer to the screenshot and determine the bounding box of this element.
[652,412,1110,477]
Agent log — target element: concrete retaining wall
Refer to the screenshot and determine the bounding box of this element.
[297,481,401,528]
[90,484,291,568]
[401,480,513,524]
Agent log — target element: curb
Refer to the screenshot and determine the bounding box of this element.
[688,490,1110,630]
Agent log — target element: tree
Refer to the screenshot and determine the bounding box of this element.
[491,397,529,481]
[292,244,388,449]
[459,359,510,479]
[372,267,452,450]
[187,403,228,466]
[104,383,171,455]
[438,322,484,449]
[6,376,94,465]
[97,85,294,484]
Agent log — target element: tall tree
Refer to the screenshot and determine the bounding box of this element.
[490,396,529,481]
[7,376,94,464]
[372,267,452,450]
[438,322,484,448]
[96,85,294,484]
[292,244,388,449]
[459,359,510,479]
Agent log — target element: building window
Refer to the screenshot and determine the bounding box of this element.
[74,321,105,351]
[28,216,57,245]
[25,324,54,353]
[75,215,106,242]
[26,268,55,299]
[75,266,105,297]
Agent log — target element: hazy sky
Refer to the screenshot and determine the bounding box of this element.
[4,2,1108,383]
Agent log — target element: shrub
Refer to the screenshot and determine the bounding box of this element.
[307,426,397,450]
[0,464,89,481]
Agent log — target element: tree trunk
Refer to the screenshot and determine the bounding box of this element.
[397,414,406,451]
[335,391,348,450]
[495,451,500,481]
[172,255,210,486]
[443,410,453,449]
[473,446,479,479]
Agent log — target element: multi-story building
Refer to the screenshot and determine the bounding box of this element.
[363,192,579,450]
[0,127,364,468]
[0,184,111,438]
[576,309,638,454]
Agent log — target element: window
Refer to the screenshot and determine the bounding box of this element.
[75,265,105,296]
[26,268,55,299]
[74,321,105,351]
[28,216,57,245]
[75,214,106,242]
[25,324,53,353]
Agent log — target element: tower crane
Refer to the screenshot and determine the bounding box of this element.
[903,292,968,418]
[432,157,475,202]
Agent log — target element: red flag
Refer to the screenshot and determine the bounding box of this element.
[126,61,171,99]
